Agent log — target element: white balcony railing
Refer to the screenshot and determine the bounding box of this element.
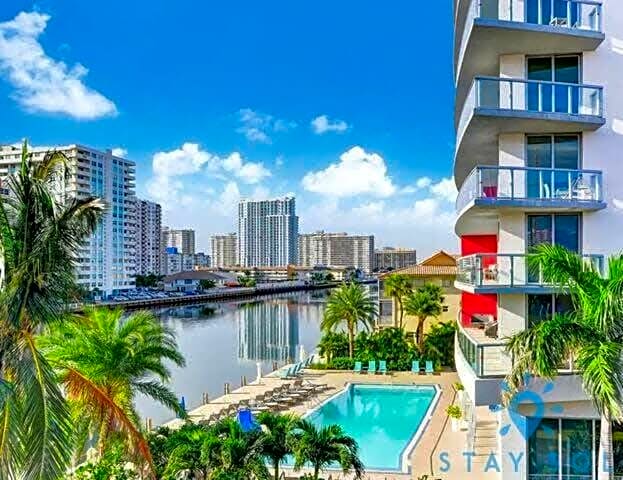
[475,0,603,33]
[456,165,603,212]
[474,76,604,117]
[456,321,508,377]
[457,253,604,289]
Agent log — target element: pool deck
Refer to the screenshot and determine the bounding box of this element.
[163,368,499,480]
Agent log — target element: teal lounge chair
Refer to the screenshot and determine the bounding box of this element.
[411,360,420,374]
[367,360,377,375]
[425,360,434,375]
[278,366,293,379]
[379,360,388,375]
[353,361,362,374]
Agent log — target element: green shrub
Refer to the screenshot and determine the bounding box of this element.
[309,362,328,370]
[422,321,456,368]
[317,331,349,362]
[354,327,418,371]
[328,357,355,370]
[446,404,462,419]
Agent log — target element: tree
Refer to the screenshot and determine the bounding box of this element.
[201,418,270,480]
[238,274,256,288]
[135,274,164,288]
[506,244,623,480]
[39,308,186,470]
[257,412,299,480]
[404,283,444,349]
[290,419,364,480]
[383,274,413,329]
[0,142,105,479]
[155,424,211,480]
[199,279,216,291]
[321,283,377,358]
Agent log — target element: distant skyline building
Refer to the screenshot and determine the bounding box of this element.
[238,197,299,267]
[211,233,238,268]
[162,248,210,275]
[374,247,417,271]
[0,143,136,295]
[298,231,375,273]
[135,199,162,275]
[161,227,195,254]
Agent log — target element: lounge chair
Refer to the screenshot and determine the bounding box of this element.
[379,360,388,375]
[425,360,434,375]
[353,361,362,374]
[367,360,377,375]
[278,366,293,379]
[411,360,420,374]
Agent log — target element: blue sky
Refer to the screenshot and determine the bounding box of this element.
[0,1,458,256]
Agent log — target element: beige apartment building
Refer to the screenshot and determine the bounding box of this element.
[161,227,195,254]
[374,247,418,271]
[211,233,238,267]
[298,231,375,274]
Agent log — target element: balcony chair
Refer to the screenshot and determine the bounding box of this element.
[484,320,499,339]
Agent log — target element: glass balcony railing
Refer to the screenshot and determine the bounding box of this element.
[474,0,603,33]
[457,253,604,289]
[473,76,603,117]
[456,165,603,212]
[456,321,508,377]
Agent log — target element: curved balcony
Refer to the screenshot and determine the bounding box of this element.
[455,77,605,188]
[456,252,604,293]
[455,0,604,121]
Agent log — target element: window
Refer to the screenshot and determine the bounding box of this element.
[442,306,449,312]
[526,0,581,26]
[527,214,580,252]
[527,55,580,114]
[527,294,573,326]
[526,135,581,199]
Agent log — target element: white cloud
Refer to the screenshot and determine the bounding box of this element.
[310,115,349,134]
[222,152,271,184]
[416,177,432,189]
[302,146,396,198]
[236,108,296,143]
[430,177,458,202]
[152,143,215,177]
[0,11,117,119]
[111,147,127,158]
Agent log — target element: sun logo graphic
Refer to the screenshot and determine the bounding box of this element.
[492,373,564,441]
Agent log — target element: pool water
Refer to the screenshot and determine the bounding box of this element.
[306,384,438,471]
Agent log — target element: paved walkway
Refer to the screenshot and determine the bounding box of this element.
[163,368,498,480]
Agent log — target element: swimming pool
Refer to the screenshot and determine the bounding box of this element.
[304,384,439,472]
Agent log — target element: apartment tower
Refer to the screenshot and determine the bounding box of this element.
[374,247,418,271]
[136,199,162,275]
[162,227,195,254]
[453,0,620,478]
[211,233,238,268]
[298,231,375,274]
[0,144,137,295]
[238,197,299,267]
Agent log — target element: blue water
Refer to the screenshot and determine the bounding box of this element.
[306,384,437,471]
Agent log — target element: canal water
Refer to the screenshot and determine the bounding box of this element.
[136,289,332,424]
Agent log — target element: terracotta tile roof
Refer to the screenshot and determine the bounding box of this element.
[380,264,457,277]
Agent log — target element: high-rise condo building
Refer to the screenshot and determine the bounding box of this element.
[298,231,375,274]
[0,144,137,295]
[238,197,299,267]
[453,0,619,477]
[135,199,162,275]
[373,247,418,271]
[161,227,195,254]
[211,233,238,268]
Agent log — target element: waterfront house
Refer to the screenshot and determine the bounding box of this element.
[163,271,236,292]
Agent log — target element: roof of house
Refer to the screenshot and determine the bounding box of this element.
[163,271,236,283]
[379,250,458,278]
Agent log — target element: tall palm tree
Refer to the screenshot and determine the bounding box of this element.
[290,419,364,480]
[257,411,299,480]
[506,244,623,480]
[404,283,444,349]
[0,142,105,480]
[321,283,377,358]
[200,418,269,480]
[157,424,211,480]
[39,308,186,469]
[383,274,412,329]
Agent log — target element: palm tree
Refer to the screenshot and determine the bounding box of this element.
[404,283,444,349]
[383,274,412,329]
[290,419,364,480]
[506,244,623,480]
[39,308,186,469]
[257,412,299,480]
[0,142,105,479]
[157,424,211,480]
[201,418,270,480]
[321,283,377,358]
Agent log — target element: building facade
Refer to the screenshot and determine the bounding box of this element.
[238,197,298,267]
[0,144,136,296]
[453,1,622,478]
[162,248,210,275]
[211,233,238,267]
[378,251,459,332]
[162,227,195,254]
[298,231,375,273]
[135,199,162,275]
[374,247,418,271]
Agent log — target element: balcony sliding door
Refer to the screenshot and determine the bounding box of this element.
[527,55,580,114]
[526,135,580,199]
[526,0,580,27]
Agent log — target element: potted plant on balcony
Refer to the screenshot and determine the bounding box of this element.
[446,404,462,432]
[454,382,465,406]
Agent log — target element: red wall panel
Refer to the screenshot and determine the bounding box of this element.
[460,235,498,325]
